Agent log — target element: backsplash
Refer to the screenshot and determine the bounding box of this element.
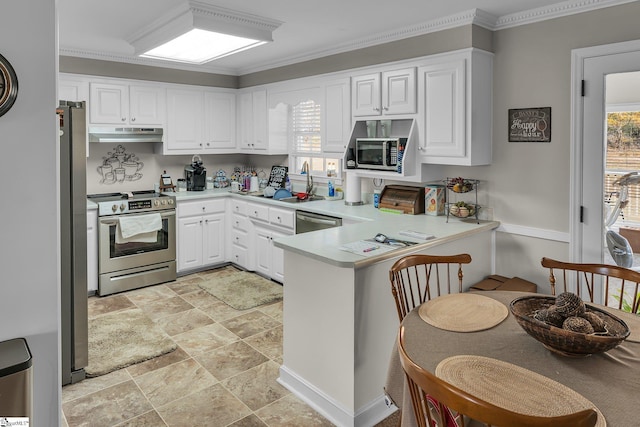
[86,142,288,194]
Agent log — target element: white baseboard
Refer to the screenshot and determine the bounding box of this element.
[496,223,570,243]
[278,365,396,427]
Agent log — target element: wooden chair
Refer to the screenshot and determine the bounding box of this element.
[389,254,472,322]
[397,326,598,427]
[541,257,640,313]
[389,254,472,426]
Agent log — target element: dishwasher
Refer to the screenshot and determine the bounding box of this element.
[295,210,342,234]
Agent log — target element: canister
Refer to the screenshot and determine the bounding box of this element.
[425,184,445,216]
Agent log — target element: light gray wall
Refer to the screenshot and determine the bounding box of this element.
[60,56,238,88]
[239,25,493,88]
[486,2,640,283]
[0,1,59,425]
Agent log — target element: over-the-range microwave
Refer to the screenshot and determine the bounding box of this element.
[355,137,406,171]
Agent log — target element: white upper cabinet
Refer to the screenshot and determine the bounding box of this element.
[203,91,237,152]
[323,78,351,153]
[238,89,269,151]
[165,88,204,153]
[165,87,236,154]
[417,49,493,166]
[352,67,416,117]
[89,82,165,126]
[59,74,89,103]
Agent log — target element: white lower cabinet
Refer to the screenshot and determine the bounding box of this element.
[229,199,253,270]
[87,209,98,295]
[247,203,294,282]
[177,199,226,272]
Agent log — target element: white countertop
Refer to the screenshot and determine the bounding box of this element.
[88,189,499,268]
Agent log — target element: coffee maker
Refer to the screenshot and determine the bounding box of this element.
[184,155,206,191]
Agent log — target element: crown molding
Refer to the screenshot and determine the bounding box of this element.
[236,8,498,75]
[493,0,638,30]
[59,47,239,75]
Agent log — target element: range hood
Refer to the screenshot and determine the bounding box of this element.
[88,127,163,143]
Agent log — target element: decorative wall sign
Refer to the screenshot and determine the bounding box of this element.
[267,165,288,188]
[0,53,18,117]
[97,144,144,184]
[508,107,551,142]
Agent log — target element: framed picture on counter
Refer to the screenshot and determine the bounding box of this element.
[508,107,551,142]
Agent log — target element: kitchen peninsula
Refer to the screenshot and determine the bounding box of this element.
[271,201,499,427]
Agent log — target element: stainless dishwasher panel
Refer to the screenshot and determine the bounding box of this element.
[295,210,342,234]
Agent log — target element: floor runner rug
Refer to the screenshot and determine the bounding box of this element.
[86,308,176,377]
[199,271,283,310]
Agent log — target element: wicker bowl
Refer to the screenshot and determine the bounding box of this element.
[510,296,630,357]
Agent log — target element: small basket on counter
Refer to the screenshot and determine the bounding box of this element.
[449,202,478,218]
[509,295,630,357]
[446,177,476,193]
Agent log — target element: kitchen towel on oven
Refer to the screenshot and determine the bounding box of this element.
[116,213,162,244]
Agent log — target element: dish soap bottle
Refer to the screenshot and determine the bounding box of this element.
[328,180,335,197]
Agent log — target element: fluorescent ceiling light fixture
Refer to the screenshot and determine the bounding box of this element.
[128,1,282,65]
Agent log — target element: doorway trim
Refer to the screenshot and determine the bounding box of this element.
[571,39,640,264]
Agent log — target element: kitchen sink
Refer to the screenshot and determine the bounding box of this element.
[277,196,325,203]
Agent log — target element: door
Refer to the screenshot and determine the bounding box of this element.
[204,91,236,151]
[90,82,128,124]
[129,85,165,126]
[571,45,640,263]
[254,226,272,277]
[352,73,381,116]
[382,68,416,115]
[166,89,203,152]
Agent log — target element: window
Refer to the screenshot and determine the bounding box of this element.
[292,99,321,153]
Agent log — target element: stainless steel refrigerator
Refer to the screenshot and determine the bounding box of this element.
[58,101,88,385]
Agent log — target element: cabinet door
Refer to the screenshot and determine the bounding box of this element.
[86,209,98,294]
[59,76,89,103]
[352,73,381,116]
[90,82,128,124]
[254,227,272,278]
[166,89,203,152]
[382,68,416,115]
[252,89,268,150]
[129,85,165,126]
[324,80,351,153]
[271,229,287,283]
[418,60,466,158]
[238,91,253,150]
[204,91,236,151]
[177,216,204,271]
[202,212,225,266]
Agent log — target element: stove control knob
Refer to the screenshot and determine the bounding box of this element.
[168,199,174,205]
[111,204,117,212]
[120,203,126,212]
[161,200,167,205]
[154,200,160,207]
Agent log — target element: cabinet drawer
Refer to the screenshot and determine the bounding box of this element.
[231,229,249,248]
[179,198,225,216]
[230,199,247,216]
[269,207,295,229]
[231,244,249,268]
[231,214,250,231]
[247,202,269,222]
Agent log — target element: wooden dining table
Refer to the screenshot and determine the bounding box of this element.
[384,291,640,427]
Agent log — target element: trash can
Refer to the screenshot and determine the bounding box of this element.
[0,338,32,423]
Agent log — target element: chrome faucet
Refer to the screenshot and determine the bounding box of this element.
[302,161,314,194]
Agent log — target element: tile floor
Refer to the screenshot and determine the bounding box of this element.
[62,266,400,427]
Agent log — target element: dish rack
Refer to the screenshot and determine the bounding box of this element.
[445,177,480,224]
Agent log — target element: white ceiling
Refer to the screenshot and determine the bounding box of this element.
[57,0,630,76]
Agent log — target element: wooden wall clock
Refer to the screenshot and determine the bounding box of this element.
[0,53,18,117]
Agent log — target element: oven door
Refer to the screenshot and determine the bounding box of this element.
[98,210,176,274]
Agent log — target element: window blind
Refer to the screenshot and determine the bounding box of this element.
[292,100,321,153]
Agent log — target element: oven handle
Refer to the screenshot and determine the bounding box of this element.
[99,210,175,226]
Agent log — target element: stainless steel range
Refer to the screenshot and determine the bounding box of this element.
[88,191,176,296]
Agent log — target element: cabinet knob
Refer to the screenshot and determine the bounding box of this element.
[131,117,136,122]
[202,206,205,211]
[121,117,126,121]
[373,107,380,112]
[206,142,210,146]
[383,106,389,111]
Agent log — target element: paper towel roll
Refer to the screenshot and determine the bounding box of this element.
[345,172,363,205]
[250,176,259,192]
